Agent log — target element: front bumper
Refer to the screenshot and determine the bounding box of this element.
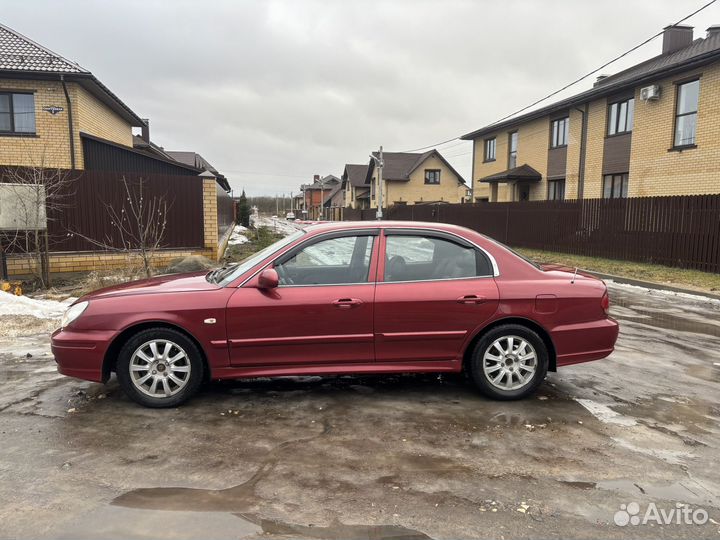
[552,316,620,367]
[51,328,117,383]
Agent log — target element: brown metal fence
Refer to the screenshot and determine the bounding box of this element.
[49,170,205,252]
[344,195,720,273]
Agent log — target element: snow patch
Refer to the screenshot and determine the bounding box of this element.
[228,225,249,246]
[0,292,75,320]
[251,215,301,237]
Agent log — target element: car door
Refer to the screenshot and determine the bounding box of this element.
[374,229,499,363]
[225,230,379,367]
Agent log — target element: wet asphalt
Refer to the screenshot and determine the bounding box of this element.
[0,282,719,539]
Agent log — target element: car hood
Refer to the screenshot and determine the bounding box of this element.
[80,271,220,300]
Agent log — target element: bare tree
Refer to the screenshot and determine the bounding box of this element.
[72,176,169,278]
[0,164,76,288]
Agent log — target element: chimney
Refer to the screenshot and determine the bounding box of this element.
[662,25,693,54]
[707,24,720,38]
[313,174,320,182]
[141,118,150,143]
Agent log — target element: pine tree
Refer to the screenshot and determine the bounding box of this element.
[237,190,251,227]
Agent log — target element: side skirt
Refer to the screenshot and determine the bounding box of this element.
[210,359,462,380]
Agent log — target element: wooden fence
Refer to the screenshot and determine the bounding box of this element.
[344,195,720,273]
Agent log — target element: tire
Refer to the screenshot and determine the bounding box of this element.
[116,327,204,408]
[468,324,548,400]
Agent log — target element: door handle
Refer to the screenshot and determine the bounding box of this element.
[332,298,363,309]
[457,295,487,304]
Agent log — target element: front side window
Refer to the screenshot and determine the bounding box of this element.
[603,173,628,199]
[484,137,496,162]
[674,79,700,147]
[608,98,634,135]
[424,169,440,184]
[550,117,569,148]
[508,131,518,168]
[547,179,565,200]
[275,235,374,285]
[0,92,36,134]
[384,234,491,282]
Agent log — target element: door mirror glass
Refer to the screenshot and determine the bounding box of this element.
[257,268,279,289]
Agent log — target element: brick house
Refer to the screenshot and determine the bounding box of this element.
[0,23,233,275]
[365,149,468,209]
[300,175,340,220]
[462,24,720,202]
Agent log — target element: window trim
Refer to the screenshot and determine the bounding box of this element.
[549,116,569,149]
[672,78,700,150]
[483,137,496,162]
[382,228,498,280]
[424,169,441,184]
[0,91,37,135]
[606,97,635,137]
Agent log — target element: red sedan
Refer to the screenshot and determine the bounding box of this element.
[52,221,619,407]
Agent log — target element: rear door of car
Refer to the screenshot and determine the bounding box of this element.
[374,229,500,364]
[225,229,379,367]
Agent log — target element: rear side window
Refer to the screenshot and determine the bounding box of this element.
[384,235,492,282]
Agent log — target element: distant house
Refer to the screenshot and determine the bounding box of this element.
[323,181,346,221]
[365,149,468,209]
[462,24,720,202]
[300,174,340,220]
[0,23,233,276]
[342,163,370,209]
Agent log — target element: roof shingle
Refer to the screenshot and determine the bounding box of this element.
[0,23,87,73]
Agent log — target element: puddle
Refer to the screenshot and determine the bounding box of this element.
[560,478,718,508]
[239,514,432,540]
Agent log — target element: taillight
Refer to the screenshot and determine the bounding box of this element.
[601,291,610,314]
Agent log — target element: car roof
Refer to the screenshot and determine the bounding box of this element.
[302,220,474,236]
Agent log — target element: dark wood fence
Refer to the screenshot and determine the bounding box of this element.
[344,195,720,273]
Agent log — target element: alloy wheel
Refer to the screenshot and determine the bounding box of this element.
[482,335,537,391]
[129,339,191,398]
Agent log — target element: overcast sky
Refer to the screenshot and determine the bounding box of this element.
[4,1,719,196]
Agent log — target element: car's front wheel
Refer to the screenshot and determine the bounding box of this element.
[116,327,204,408]
[468,324,548,400]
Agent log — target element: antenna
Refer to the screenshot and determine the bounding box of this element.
[571,267,579,284]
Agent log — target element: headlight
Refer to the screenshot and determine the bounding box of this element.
[61,301,89,329]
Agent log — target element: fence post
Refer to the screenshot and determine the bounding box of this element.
[504,205,510,243]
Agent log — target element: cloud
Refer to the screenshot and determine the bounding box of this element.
[3,0,718,195]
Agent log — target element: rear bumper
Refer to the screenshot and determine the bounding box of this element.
[51,328,117,383]
[552,317,619,367]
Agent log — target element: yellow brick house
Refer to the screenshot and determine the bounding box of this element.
[0,23,233,276]
[462,24,720,202]
[365,149,469,209]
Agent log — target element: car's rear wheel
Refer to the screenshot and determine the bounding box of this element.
[116,328,204,408]
[469,324,548,400]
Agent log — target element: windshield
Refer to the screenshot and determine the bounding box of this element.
[215,230,305,286]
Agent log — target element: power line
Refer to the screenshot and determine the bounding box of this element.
[397,0,717,153]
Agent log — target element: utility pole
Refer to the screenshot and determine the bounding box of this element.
[275,194,278,216]
[370,146,384,220]
[320,177,324,221]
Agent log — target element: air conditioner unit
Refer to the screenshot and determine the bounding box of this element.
[640,85,661,101]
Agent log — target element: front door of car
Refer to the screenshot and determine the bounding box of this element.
[226,231,379,367]
[374,230,500,364]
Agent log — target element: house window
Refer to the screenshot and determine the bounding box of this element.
[484,137,496,162]
[371,179,376,200]
[607,98,634,135]
[547,179,565,200]
[0,92,36,134]
[674,79,700,147]
[550,117,569,148]
[424,169,440,184]
[603,173,629,199]
[508,131,518,168]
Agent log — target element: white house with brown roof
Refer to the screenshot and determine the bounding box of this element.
[365,149,469,209]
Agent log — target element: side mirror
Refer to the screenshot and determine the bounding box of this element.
[257,268,279,289]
